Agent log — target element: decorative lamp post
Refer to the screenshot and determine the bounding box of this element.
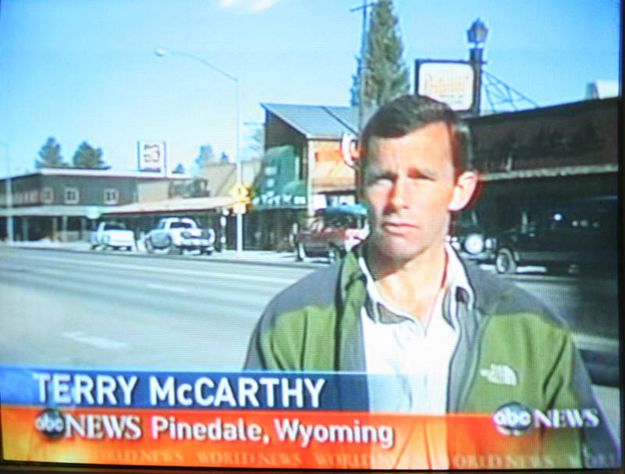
[467,18,489,116]
[154,48,243,254]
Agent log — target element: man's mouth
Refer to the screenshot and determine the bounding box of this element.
[381,220,418,233]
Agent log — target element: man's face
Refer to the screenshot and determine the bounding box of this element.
[362,122,477,265]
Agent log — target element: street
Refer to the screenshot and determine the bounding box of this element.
[0,246,620,442]
[0,246,313,369]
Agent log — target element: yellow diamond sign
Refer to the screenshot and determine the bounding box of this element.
[230,183,250,203]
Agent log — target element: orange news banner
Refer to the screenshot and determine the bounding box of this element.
[2,406,541,470]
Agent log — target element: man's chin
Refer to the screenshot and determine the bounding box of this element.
[371,238,423,265]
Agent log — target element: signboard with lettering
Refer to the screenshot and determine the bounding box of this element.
[138,141,167,173]
[415,60,475,112]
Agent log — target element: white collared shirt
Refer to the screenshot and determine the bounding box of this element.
[358,244,474,415]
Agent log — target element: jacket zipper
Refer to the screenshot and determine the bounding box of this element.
[447,305,488,412]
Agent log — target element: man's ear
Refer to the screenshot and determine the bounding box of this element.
[449,171,479,212]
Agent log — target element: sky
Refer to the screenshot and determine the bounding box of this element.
[0,0,621,178]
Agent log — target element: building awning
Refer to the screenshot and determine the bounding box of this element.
[312,148,356,193]
[0,205,106,218]
[253,146,307,210]
[0,197,236,218]
[103,196,236,215]
[481,163,617,181]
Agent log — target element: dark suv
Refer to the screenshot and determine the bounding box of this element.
[295,204,369,262]
[492,197,616,275]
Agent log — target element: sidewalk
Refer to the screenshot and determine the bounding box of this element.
[2,239,319,267]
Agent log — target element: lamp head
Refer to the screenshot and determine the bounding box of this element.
[467,19,488,47]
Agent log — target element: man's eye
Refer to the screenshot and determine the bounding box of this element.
[408,172,433,181]
[369,175,393,186]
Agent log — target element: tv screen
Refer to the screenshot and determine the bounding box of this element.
[0,0,621,471]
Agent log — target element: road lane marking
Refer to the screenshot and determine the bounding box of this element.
[145,283,190,294]
[34,268,66,276]
[62,331,128,350]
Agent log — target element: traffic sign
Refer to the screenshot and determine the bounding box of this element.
[230,183,250,203]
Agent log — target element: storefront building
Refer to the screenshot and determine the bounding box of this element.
[252,103,358,250]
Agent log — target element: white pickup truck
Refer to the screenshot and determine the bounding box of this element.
[91,222,135,251]
[145,217,215,255]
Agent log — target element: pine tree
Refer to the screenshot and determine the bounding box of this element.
[72,141,107,169]
[194,144,216,172]
[172,163,186,174]
[350,0,409,109]
[35,137,68,169]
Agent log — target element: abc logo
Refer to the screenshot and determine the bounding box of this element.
[493,402,532,436]
[34,409,65,440]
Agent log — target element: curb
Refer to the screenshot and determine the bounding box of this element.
[3,243,325,270]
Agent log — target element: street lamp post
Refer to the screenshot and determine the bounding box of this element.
[0,142,13,244]
[154,48,243,254]
[467,18,489,116]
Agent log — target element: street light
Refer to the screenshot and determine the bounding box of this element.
[467,18,489,116]
[154,48,243,254]
[0,141,13,244]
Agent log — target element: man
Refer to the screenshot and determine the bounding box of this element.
[244,95,618,468]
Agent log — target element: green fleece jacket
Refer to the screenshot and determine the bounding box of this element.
[244,249,619,468]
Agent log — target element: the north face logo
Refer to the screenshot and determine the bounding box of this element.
[480,364,518,386]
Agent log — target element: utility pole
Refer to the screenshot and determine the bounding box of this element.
[351,1,376,132]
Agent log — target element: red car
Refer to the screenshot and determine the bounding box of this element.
[295,204,369,262]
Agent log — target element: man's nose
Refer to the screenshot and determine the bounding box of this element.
[389,176,409,210]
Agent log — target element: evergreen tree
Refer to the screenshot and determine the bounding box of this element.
[350,0,409,109]
[194,144,216,172]
[172,163,186,174]
[36,137,68,169]
[72,141,107,169]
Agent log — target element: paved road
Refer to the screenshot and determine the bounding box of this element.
[0,247,314,370]
[0,246,620,443]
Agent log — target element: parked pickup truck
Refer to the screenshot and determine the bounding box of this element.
[145,217,215,255]
[91,221,135,251]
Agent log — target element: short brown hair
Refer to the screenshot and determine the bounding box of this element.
[359,95,474,174]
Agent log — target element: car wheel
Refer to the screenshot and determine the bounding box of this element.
[296,242,307,262]
[495,248,517,274]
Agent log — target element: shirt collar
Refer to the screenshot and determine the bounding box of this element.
[358,243,475,326]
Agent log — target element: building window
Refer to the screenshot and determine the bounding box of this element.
[41,187,54,204]
[104,188,119,205]
[64,187,79,204]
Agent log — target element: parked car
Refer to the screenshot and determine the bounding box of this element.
[145,217,215,255]
[295,204,369,262]
[491,197,617,275]
[449,216,495,264]
[91,221,135,251]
